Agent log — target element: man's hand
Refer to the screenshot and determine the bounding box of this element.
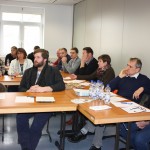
[119,68,128,78]
[27,85,53,92]
[136,121,150,129]
[133,87,144,99]
[70,74,77,80]
[61,57,67,63]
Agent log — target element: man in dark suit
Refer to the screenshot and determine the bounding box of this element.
[17,49,65,150]
[75,47,98,76]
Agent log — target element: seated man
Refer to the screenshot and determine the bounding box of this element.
[68,57,150,150]
[17,49,65,150]
[27,45,40,63]
[52,48,61,66]
[57,48,71,70]
[62,47,81,74]
[5,46,17,66]
[75,47,98,76]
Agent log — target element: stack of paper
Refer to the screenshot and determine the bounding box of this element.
[15,96,34,103]
[73,88,89,96]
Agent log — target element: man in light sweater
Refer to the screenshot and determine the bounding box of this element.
[62,47,81,74]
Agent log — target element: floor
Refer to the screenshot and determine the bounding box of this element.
[0,113,125,150]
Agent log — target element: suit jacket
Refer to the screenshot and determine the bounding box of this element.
[19,64,65,92]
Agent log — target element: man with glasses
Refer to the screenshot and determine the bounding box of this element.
[61,47,81,74]
[109,58,150,150]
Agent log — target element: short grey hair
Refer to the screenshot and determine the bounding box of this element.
[130,58,142,69]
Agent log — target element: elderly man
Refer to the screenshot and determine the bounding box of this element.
[62,47,81,74]
[17,49,65,150]
[75,47,98,76]
[57,48,71,70]
[52,48,61,66]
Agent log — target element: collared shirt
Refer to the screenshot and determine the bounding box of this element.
[129,72,139,79]
[85,57,93,65]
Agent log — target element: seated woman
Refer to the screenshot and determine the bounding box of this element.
[68,54,115,150]
[70,54,115,85]
[8,48,33,91]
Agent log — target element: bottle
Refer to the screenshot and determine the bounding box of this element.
[89,80,94,98]
[6,59,10,67]
[104,84,111,104]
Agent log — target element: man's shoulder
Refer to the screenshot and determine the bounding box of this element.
[6,53,11,57]
[138,73,149,80]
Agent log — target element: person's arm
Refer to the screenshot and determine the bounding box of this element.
[136,121,150,129]
[19,69,30,92]
[63,58,81,74]
[76,70,97,80]
[49,67,65,91]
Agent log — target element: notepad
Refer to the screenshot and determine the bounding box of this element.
[36,97,55,102]
[15,96,34,103]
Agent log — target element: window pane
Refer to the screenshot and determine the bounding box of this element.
[24,26,41,54]
[23,14,41,23]
[2,12,22,21]
[2,25,20,55]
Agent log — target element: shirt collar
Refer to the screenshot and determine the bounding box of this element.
[129,73,139,79]
[86,57,93,65]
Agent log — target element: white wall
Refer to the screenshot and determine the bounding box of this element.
[0,0,73,59]
[73,0,150,77]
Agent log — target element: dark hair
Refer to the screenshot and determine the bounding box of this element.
[61,48,67,52]
[34,46,40,50]
[130,58,142,69]
[17,48,27,59]
[71,47,79,53]
[83,47,93,55]
[98,54,111,65]
[11,46,17,50]
[34,49,49,60]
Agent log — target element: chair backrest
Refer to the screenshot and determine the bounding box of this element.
[0,83,6,92]
[140,93,150,108]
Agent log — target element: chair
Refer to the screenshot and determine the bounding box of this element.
[0,83,7,142]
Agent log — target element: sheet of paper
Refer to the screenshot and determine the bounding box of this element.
[110,92,117,97]
[71,98,93,104]
[64,80,85,84]
[36,97,55,102]
[63,77,71,80]
[121,105,150,113]
[15,96,34,103]
[110,96,127,102]
[111,101,139,108]
[89,105,111,111]
[0,93,5,99]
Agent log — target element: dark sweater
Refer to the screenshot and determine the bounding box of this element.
[75,57,98,75]
[27,52,34,63]
[109,74,150,103]
[77,67,115,85]
[19,64,65,92]
[5,53,16,66]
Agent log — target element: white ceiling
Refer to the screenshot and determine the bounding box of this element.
[3,0,84,5]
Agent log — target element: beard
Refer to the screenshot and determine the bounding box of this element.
[34,60,45,68]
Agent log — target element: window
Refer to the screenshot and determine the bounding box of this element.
[0,6,44,56]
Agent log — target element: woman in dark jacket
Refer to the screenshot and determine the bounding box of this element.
[70,54,115,86]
